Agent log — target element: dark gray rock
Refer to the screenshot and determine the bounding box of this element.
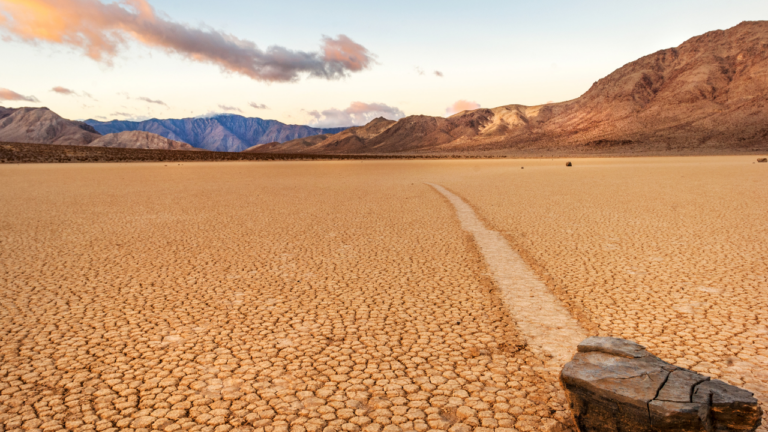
[657,370,709,403]
[693,380,764,431]
[649,400,706,430]
[566,161,573,166]
[577,336,649,358]
[560,337,762,432]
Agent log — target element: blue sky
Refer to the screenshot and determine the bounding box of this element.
[1,0,766,126]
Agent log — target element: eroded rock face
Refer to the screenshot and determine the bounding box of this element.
[561,337,762,431]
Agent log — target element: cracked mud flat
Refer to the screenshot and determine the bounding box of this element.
[0,162,569,432]
[431,156,768,430]
[427,184,586,369]
[1,156,766,432]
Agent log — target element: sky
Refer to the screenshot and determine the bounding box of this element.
[1,0,767,127]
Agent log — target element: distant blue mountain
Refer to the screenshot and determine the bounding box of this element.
[85,114,348,152]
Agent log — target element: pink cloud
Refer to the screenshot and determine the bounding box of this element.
[445,100,480,115]
[0,0,374,82]
[137,96,167,106]
[321,35,374,73]
[308,102,404,128]
[51,86,76,95]
[218,105,242,113]
[0,88,39,102]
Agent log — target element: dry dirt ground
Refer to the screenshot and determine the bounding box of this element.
[1,157,766,432]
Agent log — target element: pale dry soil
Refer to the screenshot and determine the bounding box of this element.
[1,157,766,432]
[0,162,564,432]
[430,156,768,428]
[426,184,587,370]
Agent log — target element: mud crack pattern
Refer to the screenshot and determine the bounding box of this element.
[0,162,571,432]
[427,184,586,368]
[433,157,768,430]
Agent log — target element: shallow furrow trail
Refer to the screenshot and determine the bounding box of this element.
[428,183,588,369]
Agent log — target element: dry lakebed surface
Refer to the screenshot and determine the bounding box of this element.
[1,156,766,432]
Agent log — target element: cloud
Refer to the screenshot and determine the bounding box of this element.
[321,35,372,73]
[109,112,150,121]
[445,99,480,115]
[137,96,167,106]
[249,102,268,109]
[218,105,242,113]
[415,67,443,77]
[51,86,97,99]
[0,88,39,102]
[0,0,374,82]
[307,102,404,128]
[51,86,76,95]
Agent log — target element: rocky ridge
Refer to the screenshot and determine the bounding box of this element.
[87,115,348,152]
[254,21,768,155]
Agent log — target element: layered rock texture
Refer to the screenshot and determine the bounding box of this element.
[86,131,198,150]
[86,114,348,152]
[0,107,101,146]
[255,21,768,155]
[561,337,763,431]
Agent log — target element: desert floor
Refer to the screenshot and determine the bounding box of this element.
[1,157,766,432]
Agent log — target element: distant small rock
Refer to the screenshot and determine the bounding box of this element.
[566,161,573,167]
[758,158,767,163]
[561,337,763,431]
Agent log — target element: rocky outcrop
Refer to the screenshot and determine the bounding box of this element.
[87,131,199,150]
[0,106,101,146]
[560,337,762,431]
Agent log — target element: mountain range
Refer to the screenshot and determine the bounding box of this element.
[2,21,766,156]
[251,21,768,155]
[0,107,347,152]
[85,115,348,152]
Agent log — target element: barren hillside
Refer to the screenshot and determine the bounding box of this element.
[0,107,101,146]
[87,131,199,150]
[254,21,768,155]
